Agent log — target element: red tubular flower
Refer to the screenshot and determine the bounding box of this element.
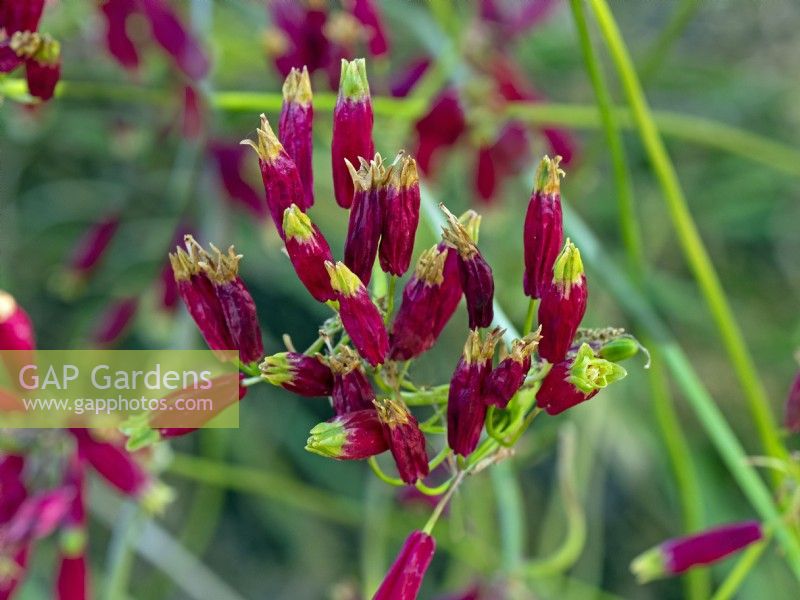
[0,0,45,73]
[374,530,436,599]
[91,297,138,346]
[390,57,431,98]
[242,114,305,238]
[380,152,420,277]
[158,258,180,313]
[24,37,60,101]
[344,154,387,283]
[182,84,204,139]
[305,408,388,459]
[56,554,88,600]
[374,398,429,485]
[260,351,334,397]
[631,521,763,583]
[209,142,265,219]
[328,346,376,415]
[332,58,374,208]
[785,369,800,433]
[0,456,27,524]
[138,0,209,80]
[344,0,389,57]
[414,90,466,175]
[56,457,90,600]
[473,123,531,204]
[538,240,587,363]
[0,291,35,351]
[196,243,264,364]
[441,206,494,329]
[523,155,564,299]
[326,261,388,366]
[279,67,314,209]
[100,0,140,70]
[447,329,502,457]
[169,236,236,354]
[389,244,461,360]
[536,343,626,415]
[484,329,541,409]
[266,0,333,79]
[68,216,119,278]
[283,205,336,302]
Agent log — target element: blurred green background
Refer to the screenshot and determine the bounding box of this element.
[2,0,800,598]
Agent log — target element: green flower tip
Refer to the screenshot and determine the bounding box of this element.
[325,261,363,297]
[553,239,584,291]
[141,482,175,515]
[458,210,482,244]
[534,155,564,195]
[630,545,667,584]
[283,205,315,242]
[282,66,312,105]
[339,58,370,101]
[241,114,284,162]
[260,352,294,386]
[305,421,346,458]
[60,527,87,557]
[568,343,627,394]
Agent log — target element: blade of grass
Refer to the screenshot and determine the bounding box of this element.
[586,0,785,466]
[637,0,701,80]
[568,1,709,598]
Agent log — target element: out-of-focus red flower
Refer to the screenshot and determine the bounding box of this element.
[344,0,389,57]
[209,142,266,220]
[181,85,204,138]
[68,216,120,279]
[91,297,138,346]
[479,0,558,42]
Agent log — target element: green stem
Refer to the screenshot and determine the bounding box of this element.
[637,0,701,81]
[423,470,467,535]
[368,456,405,487]
[587,0,785,465]
[710,537,770,600]
[562,206,800,579]
[569,2,708,597]
[492,461,526,571]
[104,502,142,600]
[522,299,538,336]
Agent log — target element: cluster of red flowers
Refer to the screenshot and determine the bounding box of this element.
[0,291,171,600]
[158,57,635,598]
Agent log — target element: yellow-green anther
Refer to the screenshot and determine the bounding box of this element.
[325,261,363,297]
[568,343,627,394]
[282,205,315,242]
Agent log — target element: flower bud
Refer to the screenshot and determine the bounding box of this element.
[389,244,461,360]
[536,343,626,415]
[326,261,388,366]
[283,205,336,302]
[344,154,387,284]
[260,351,333,397]
[441,206,494,329]
[327,346,376,415]
[375,398,429,485]
[374,530,436,600]
[189,237,264,364]
[241,114,305,237]
[379,152,420,277]
[24,34,60,101]
[170,236,235,354]
[597,336,640,363]
[332,58,374,208]
[484,329,541,409]
[56,553,89,600]
[305,409,388,460]
[784,369,800,433]
[538,240,587,363]
[631,521,763,583]
[279,67,314,208]
[447,329,503,456]
[524,156,564,299]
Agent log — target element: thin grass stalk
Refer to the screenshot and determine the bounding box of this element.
[568,1,709,597]
[586,0,785,466]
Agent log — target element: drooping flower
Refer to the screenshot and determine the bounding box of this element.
[447,329,503,456]
[91,297,138,346]
[170,235,263,364]
[344,0,389,57]
[536,343,626,415]
[389,244,461,361]
[328,346,376,415]
[241,114,306,237]
[332,58,374,208]
[631,521,763,583]
[414,90,467,176]
[344,154,387,283]
[784,368,800,433]
[379,152,420,277]
[260,351,334,397]
[374,398,429,485]
[523,156,564,300]
[279,67,314,208]
[209,142,266,220]
[138,0,210,80]
[484,329,541,409]
[325,261,388,366]
[441,206,494,329]
[283,205,336,302]
[305,409,388,459]
[373,530,436,600]
[538,240,586,363]
[100,0,139,70]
